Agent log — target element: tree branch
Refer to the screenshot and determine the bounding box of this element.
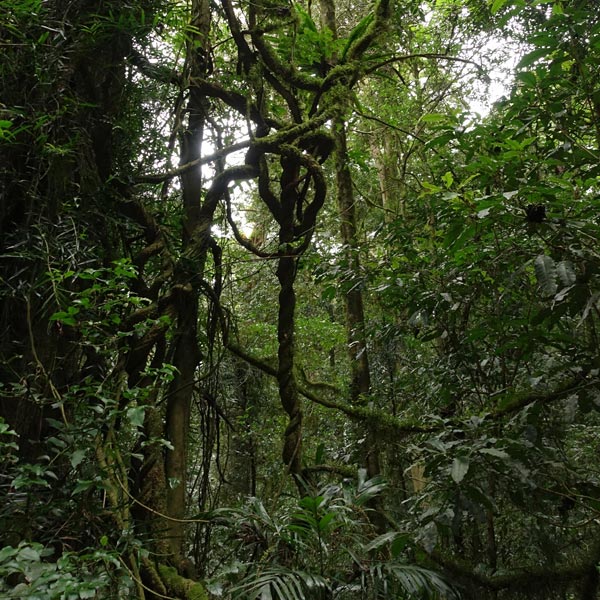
[364,53,487,78]
[428,535,600,592]
[134,140,251,184]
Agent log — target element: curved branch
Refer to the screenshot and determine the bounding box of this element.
[262,67,303,124]
[128,47,181,86]
[428,535,600,592]
[344,0,391,62]
[200,164,258,219]
[364,52,487,78]
[226,342,435,434]
[194,77,282,127]
[491,373,599,417]
[226,340,599,437]
[224,189,279,259]
[134,139,251,184]
[250,28,324,92]
[220,0,256,75]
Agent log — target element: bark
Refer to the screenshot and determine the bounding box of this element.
[276,156,303,477]
[164,0,212,562]
[165,300,202,560]
[228,361,259,498]
[158,564,208,600]
[319,0,380,482]
[277,253,303,476]
[371,131,404,219]
[334,124,372,406]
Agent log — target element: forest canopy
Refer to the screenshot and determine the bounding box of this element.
[1,0,600,598]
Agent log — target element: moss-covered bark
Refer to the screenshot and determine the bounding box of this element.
[158,565,208,600]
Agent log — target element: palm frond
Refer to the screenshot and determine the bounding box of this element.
[374,563,458,599]
[230,567,329,600]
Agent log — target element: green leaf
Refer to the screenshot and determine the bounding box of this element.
[479,448,510,459]
[318,512,336,531]
[516,71,537,87]
[391,534,411,557]
[71,479,96,495]
[0,420,17,436]
[364,531,399,552]
[490,0,510,15]
[518,47,550,68]
[463,485,496,511]
[425,132,456,149]
[70,449,86,469]
[314,443,325,465]
[0,546,18,562]
[49,310,78,326]
[293,3,317,33]
[556,260,576,286]
[441,171,454,189]
[420,113,449,124]
[421,181,443,194]
[18,544,41,562]
[298,495,322,511]
[451,456,469,483]
[534,254,558,296]
[340,12,374,60]
[355,472,387,504]
[127,406,146,428]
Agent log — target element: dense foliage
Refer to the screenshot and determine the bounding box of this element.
[1,0,600,598]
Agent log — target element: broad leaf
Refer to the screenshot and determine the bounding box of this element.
[534,254,558,296]
[490,0,510,15]
[556,260,576,287]
[451,456,470,484]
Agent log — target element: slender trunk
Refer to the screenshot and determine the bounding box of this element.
[277,254,302,476]
[319,0,379,480]
[371,132,404,219]
[334,124,372,405]
[164,0,211,561]
[335,123,381,480]
[277,156,303,478]
[165,303,201,560]
[486,476,498,570]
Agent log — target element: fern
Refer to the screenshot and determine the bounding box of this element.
[340,12,375,61]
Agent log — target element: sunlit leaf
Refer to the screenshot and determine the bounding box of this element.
[490,0,510,15]
[451,456,469,483]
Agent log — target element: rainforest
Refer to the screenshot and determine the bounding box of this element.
[1,0,600,598]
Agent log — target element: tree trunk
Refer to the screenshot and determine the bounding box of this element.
[319,0,380,481]
[276,156,303,478]
[164,0,212,561]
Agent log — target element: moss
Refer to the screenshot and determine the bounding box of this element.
[158,564,208,600]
